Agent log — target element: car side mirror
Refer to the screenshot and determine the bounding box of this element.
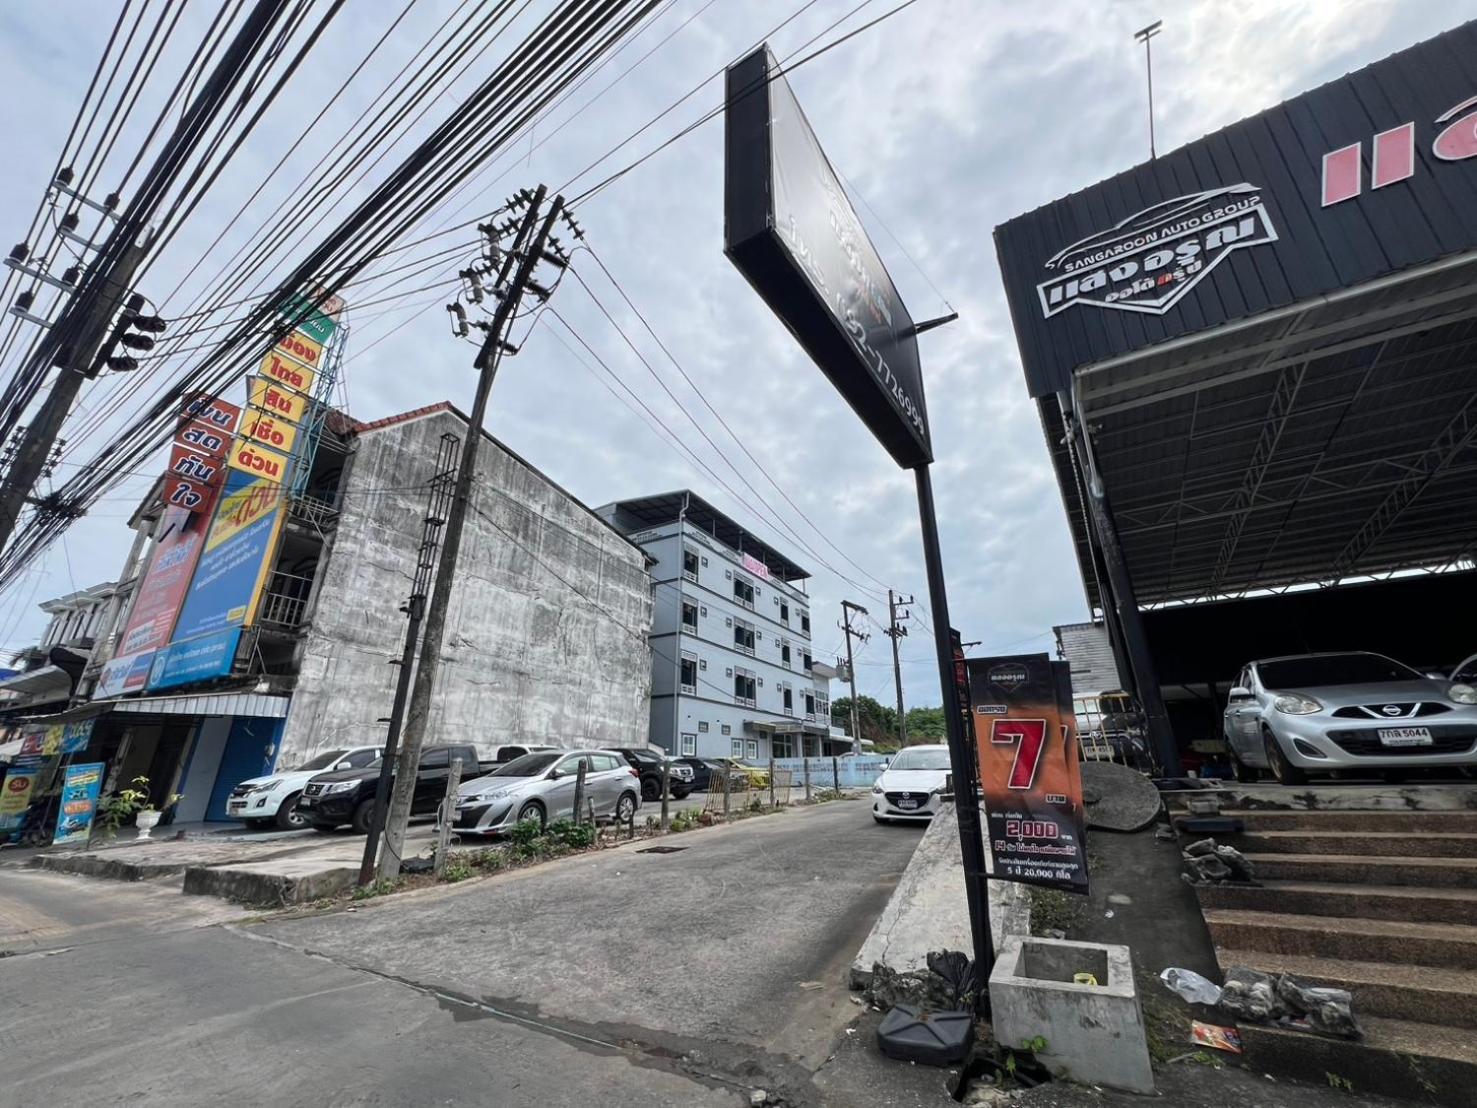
[1228,686,1253,701]
[335,762,352,771]
[547,769,562,780]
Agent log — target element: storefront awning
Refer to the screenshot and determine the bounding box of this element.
[747,718,830,737]
[106,690,291,718]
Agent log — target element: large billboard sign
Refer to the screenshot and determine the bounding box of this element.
[967,653,1088,894]
[147,627,242,691]
[994,24,1477,397]
[723,45,929,468]
[172,470,286,641]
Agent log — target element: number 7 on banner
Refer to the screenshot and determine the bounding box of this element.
[990,718,1048,790]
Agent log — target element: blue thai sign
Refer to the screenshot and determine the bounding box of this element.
[147,627,242,691]
[52,761,105,845]
[59,720,94,755]
[171,470,286,642]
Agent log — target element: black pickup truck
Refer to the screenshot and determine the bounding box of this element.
[299,743,491,833]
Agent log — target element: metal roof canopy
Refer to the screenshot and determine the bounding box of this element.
[1052,249,1477,608]
[604,490,810,582]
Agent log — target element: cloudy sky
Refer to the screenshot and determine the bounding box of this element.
[0,0,1465,707]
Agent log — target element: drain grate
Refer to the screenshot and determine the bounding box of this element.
[636,845,688,854]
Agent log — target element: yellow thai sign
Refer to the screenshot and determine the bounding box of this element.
[225,439,290,485]
[247,376,307,423]
[274,329,323,369]
[242,410,298,455]
[258,349,316,396]
[206,474,284,553]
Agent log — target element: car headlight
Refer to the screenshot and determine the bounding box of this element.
[255,779,281,792]
[1273,693,1322,715]
[323,780,358,794]
[462,789,511,806]
[872,783,883,794]
[1449,683,1477,705]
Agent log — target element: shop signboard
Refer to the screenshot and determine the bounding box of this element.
[967,652,1088,893]
[113,506,214,662]
[171,470,287,640]
[18,728,45,757]
[147,627,242,691]
[59,720,93,755]
[241,409,298,455]
[51,762,105,845]
[740,552,771,580]
[167,442,227,487]
[247,375,307,423]
[226,438,289,482]
[279,288,342,344]
[0,767,39,831]
[724,45,929,468]
[182,393,242,435]
[94,649,155,699]
[272,330,323,372]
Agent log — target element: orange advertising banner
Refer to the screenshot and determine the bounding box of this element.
[968,653,1088,893]
[247,375,307,423]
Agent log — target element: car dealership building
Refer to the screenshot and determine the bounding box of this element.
[995,23,1477,773]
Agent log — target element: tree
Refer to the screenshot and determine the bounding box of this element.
[830,695,897,746]
[904,706,947,742]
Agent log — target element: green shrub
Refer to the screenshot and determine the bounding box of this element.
[546,818,596,850]
[508,818,543,847]
[441,860,473,882]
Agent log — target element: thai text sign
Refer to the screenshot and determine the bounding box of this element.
[967,653,1088,893]
[171,470,286,640]
[52,762,105,845]
[148,627,242,691]
[226,439,289,482]
[247,376,307,423]
[0,768,38,831]
[242,410,298,454]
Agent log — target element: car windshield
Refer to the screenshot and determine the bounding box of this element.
[888,748,951,771]
[295,749,348,772]
[1258,654,1422,689]
[490,752,560,777]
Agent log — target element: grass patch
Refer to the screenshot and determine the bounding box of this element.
[1028,885,1087,937]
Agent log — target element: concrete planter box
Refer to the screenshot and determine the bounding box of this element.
[989,935,1154,1094]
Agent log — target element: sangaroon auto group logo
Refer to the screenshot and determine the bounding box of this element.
[1037,184,1278,318]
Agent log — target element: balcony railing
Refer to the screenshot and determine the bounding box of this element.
[288,493,340,531]
[257,570,314,630]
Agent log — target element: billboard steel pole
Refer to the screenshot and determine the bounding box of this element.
[915,464,995,990]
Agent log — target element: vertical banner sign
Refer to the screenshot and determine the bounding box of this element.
[52,762,105,845]
[967,653,1089,893]
[172,469,287,640]
[0,767,39,832]
[59,720,94,755]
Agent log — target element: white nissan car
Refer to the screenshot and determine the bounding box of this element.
[227,746,380,830]
[872,744,951,823]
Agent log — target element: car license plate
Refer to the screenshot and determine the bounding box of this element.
[227,801,245,812]
[1378,727,1433,746]
[898,797,919,810]
[298,795,316,806]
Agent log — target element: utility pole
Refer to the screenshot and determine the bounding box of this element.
[1135,20,1163,160]
[885,589,913,746]
[377,187,567,881]
[358,431,458,887]
[840,600,868,755]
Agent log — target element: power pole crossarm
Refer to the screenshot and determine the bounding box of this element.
[840,600,869,756]
[886,590,912,746]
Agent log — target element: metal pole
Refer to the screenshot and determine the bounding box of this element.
[914,463,995,983]
[378,189,563,880]
[1134,21,1162,161]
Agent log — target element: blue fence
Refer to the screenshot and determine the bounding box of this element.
[772,756,891,789]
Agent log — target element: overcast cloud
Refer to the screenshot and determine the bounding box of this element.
[0,0,1466,707]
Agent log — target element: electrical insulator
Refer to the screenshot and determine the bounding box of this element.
[8,243,27,263]
[107,356,139,372]
[118,333,155,351]
[61,266,79,286]
[131,315,168,333]
[59,212,79,232]
[446,302,469,339]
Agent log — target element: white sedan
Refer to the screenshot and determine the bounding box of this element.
[227,746,380,830]
[871,744,951,823]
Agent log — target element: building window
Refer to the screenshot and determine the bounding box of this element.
[817,694,830,719]
[680,654,697,695]
[804,691,816,718]
[734,671,756,706]
[682,601,697,630]
[721,723,731,735]
[733,620,755,655]
[782,687,793,715]
[698,721,709,732]
[800,611,810,634]
[779,601,789,626]
[733,576,755,609]
[746,739,759,761]
[803,652,813,672]
[774,735,793,758]
[681,733,697,756]
[682,548,699,583]
[781,642,791,667]
[731,738,743,757]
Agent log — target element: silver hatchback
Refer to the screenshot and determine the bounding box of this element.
[1223,651,1477,784]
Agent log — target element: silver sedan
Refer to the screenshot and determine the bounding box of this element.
[451,750,641,835]
[1223,651,1477,784]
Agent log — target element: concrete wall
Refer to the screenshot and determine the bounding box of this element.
[277,407,653,765]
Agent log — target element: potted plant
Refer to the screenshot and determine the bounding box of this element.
[96,776,182,840]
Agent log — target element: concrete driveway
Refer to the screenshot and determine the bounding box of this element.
[0,798,924,1107]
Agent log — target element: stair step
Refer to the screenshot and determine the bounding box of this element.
[1203,909,1477,969]
[1214,948,1477,1029]
[1240,1015,1477,1107]
[1219,829,1477,857]
[1198,881,1477,926]
[1205,809,1477,833]
[1240,852,1477,888]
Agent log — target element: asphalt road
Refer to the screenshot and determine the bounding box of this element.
[0,798,924,1107]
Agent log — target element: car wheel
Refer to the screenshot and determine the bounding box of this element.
[275,792,308,830]
[671,786,692,800]
[1263,730,1308,786]
[640,776,659,802]
[615,792,637,824]
[1231,755,1260,783]
[350,799,376,835]
[516,799,546,829]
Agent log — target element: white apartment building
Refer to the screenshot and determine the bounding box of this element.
[596,491,845,763]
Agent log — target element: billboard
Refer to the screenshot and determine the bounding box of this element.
[247,376,308,423]
[147,627,242,691]
[115,507,213,660]
[95,649,156,699]
[226,438,289,482]
[172,471,286,641]
[52,762,105,845]
[967,653,1088,893]
[241,410,298,454]
[724,45,929,468]
[0,768,38,832]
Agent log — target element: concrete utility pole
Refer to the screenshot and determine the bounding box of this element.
[885,589,913,746]
[840,601,868,756]
[377,188,566,881]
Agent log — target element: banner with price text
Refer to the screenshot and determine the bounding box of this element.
[966,652,1088,894]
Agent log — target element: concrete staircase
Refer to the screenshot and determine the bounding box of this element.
[1172,787,1477,1106]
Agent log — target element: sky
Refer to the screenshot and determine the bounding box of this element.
[0,0,1467,709]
